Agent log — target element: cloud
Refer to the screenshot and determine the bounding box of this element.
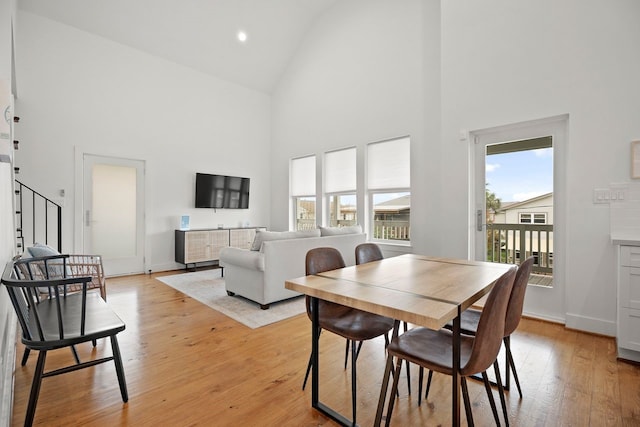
[486,163,500,172]
[533,148,553,158]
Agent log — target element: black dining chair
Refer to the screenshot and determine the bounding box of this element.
[302,247,395,424]
[1,257,128,427]
[384,266,517,426]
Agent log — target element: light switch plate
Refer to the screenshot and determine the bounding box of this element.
[593,188,610,204]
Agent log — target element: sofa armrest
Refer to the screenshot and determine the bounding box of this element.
[219,247,265,271]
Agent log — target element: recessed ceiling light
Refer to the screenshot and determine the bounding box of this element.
[237,31,248,43]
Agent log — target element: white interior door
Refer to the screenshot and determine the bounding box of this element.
[83,154,145,276]
[471,116,568,323]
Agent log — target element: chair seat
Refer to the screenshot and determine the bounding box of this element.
[24,293,126,351]
[387,327,476,376]
[319,304,394,342]
[444,308,482,335]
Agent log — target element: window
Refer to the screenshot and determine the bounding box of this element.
[519,213,547,224]
[367,137,410,242]
[325,147,356,227]
[291,155,316,230]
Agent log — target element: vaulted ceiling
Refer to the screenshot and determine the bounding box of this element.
[18,0,338,93]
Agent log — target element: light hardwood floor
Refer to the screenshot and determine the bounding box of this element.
[10,269,640,426]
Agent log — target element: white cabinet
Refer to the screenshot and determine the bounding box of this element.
[617,244,640,361]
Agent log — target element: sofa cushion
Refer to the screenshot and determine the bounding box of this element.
[250,229,321,251]
[319,225,362,236]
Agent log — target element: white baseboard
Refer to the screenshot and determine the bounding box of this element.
[565,312,616,336]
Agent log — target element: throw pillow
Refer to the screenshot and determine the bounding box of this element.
[319,225,362,236]
[250,229,321,251]
[26,243,66,278]
[27,242,60,258]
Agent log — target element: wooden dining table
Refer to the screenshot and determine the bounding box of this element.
[285,253,513,426]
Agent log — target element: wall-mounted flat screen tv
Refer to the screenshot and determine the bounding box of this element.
[195,173,250,209]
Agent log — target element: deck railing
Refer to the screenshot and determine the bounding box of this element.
[372,221,409,241]
[486,222,553,275]
[296,219,410,241]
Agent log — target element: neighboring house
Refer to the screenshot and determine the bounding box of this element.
[372,195,410,240]
[493,192,553,226]
[492,193,553,271]
[373,195,411,222]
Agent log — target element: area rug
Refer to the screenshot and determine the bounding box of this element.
[156,269,305,329]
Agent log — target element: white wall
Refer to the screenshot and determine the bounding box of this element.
[0,0,17,424]
[440,0,640,334]
[14,11,272,272]
[272,0,442,257]
[10,0,640,336]
[272,0,640,335]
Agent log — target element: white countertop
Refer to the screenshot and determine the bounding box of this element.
[611,232,640,246]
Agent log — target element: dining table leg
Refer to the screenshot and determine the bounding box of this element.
[452,306,461,427]
[311,297,320,408]
[374,320,401,427]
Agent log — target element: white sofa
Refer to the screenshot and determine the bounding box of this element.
[219,229,366,309]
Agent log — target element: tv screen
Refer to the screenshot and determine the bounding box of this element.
[195,173,250,209]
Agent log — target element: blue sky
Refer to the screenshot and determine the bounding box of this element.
[486,148,553,202]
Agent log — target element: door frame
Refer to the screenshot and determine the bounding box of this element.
[74,148,147,276]
[469,114,568,323]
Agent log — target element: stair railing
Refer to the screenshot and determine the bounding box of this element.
[14,180,62,253]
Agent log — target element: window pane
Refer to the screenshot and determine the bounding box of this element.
[92,164,136,257]
[372,192,410,241]
[329,194,356,227]
[519,213,532,224]
[534,213,546,224]
[325,148,356,193]
[368,137,410,189]
[291,156,316,196]
[295,196,316,231]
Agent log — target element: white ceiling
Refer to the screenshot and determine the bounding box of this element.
[18,0,338,93]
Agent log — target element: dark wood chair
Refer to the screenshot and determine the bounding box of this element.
[384,266,517,426]
[1,256,128,427]
[302,247,395,424]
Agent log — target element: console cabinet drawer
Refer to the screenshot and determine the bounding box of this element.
[178,229,228,264]
[175,227,265,266]
[229,227,265,250]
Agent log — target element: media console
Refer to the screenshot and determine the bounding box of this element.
[175,227,265,271]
